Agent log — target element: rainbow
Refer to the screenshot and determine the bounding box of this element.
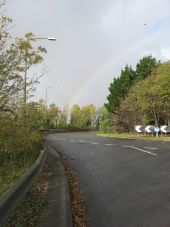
[69,33,155,108]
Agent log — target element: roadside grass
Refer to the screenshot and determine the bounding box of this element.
[0,137,44,197]
[4,166,48,227]
[97,133,170,141]
[0,152,39,197]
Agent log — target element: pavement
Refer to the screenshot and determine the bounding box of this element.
[38,145,73,227]
[46,132,170,227]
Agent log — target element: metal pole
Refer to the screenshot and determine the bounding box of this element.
[24,59,27,105]
[45,87,48,126]
[23,50,28,127]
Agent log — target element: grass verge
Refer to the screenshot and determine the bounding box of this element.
[97,133,170,141]
[4,166,48,227]
[0,137,44,197]
[0,153,39,197]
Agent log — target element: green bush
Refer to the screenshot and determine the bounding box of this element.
[0,112,43,165]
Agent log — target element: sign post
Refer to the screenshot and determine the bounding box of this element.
[155,127,160,138]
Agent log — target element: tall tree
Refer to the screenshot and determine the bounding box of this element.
[70,104,82,128]
[116,61,170,130]
[105,64,135,113]
[135,55,158,81]
[47,103,59,127]
[98,106,111,133]
[81,104,96,128]
[114,84,144,132]
[70,104,96,129]
[16,32,47,104]
[0,15,23,110]
[105,56,159,114]
[137,62,170,126]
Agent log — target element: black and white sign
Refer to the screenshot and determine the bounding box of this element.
[135,125,143,133]
[160,126,170,133]
[145,125,155,133]
[135,125,170,133]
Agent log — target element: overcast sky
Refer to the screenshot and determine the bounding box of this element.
[6,0,170,109]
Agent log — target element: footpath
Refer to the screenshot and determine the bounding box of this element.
[39,146,73,227]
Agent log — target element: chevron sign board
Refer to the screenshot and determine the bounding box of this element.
[160,126,170,133]
[135,125,155,133]
[145,125,155,133]
[135,125,170,133]
[135,125,144,133]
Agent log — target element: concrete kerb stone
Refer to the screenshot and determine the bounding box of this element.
[39,145,73,227]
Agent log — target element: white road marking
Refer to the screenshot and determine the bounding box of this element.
[105,144,115,146]
[69,139,75,142]
[143,147,157,150]
[90,142,99,145]
[56,138,66,141]
[123,145,157,156]
[79,140,86,143]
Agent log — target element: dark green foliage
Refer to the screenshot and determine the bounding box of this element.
[105,56,159,114]
[105,64,135,113]
[135,55,158,81]
[103,55,161,133]
[106,60,170,133]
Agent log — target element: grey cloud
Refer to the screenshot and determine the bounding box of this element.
[6,0,170,108]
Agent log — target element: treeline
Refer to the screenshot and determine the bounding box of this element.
[103,56,170,132]
[45,103,99,130]
[45,55,170,134]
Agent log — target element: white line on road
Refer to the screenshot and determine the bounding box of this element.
[123,145,157,156]
[79,140,86,143]
[90,142,99,145]
[143,147,158,150]
[69,139,75,142]
[56,138,66,141]
[105,144,115,146]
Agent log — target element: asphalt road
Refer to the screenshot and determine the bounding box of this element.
[46,132,170,227]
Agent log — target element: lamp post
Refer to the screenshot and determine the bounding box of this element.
[23,36,56,105]
[45,85,60,126]
[20,34,56,126]
[33,37,56,41]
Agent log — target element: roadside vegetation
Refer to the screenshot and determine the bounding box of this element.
[97,133,170,141]
[0,0,46,196]
[43,56,170,137]
[49,56,170,138]
[4,166,48,227]
[44,102,99,131]
[102,56,170,135]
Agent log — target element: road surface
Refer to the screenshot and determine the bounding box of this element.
[46,132,170,227]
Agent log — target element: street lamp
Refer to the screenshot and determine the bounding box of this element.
[33,37,56,41]
[45,85,60,125]
[23,36,56,105]
[20,35,56,125]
